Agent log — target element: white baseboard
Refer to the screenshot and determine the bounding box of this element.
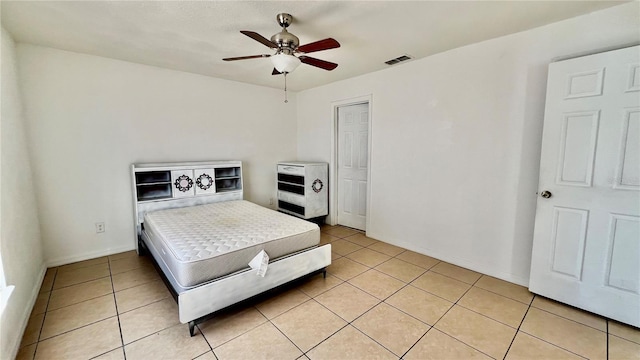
[7,264,46,360]
[369,234,530,287]
[46,244,135,267]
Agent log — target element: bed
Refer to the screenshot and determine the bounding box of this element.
[131,161,331,335]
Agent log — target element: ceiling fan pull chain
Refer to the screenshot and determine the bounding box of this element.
[284,72,288,103]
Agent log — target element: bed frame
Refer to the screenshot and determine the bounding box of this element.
[131,161,331,335]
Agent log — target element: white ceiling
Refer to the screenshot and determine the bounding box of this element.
[1,1,626,91]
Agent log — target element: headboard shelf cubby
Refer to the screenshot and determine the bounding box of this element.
[135,170,172,201]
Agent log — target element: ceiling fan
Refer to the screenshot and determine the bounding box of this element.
[223,13,340,75]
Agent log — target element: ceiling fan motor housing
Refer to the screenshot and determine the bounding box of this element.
[272,13,298,54]
[271,29,299,54]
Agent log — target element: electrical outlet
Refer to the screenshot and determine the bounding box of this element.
[95,222,105,233]
[269,198,274,206]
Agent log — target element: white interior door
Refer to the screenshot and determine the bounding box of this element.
[530,46,640,327]
[337,103,369,230]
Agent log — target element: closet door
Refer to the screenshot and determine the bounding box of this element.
[337,103,369,230]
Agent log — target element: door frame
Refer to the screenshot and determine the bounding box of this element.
[329,95,373,231]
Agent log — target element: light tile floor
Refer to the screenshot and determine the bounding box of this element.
[16,225,640,360]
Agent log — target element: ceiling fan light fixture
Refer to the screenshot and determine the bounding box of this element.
[271,53,301,73]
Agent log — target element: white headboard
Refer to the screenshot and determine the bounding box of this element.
[131,161,243,252]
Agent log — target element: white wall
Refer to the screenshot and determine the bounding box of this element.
[1,27,45,360]
[296,3,640,285]
[17,45,298,266]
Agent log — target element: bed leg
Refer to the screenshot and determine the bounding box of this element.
[323,269,327,279]
[188,321,196,337]
[137,238,146,256]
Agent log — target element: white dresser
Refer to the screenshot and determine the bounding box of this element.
[277,162,328,219]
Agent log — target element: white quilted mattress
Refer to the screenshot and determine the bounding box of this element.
[143,200,320,288]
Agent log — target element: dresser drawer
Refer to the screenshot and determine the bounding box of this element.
[278,181,304,195]
[277,164,304,176]
[278,191,305,207]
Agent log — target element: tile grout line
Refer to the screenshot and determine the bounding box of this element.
[401,274,495,359]
[402,277,480,357]
[298,274,344,299]
[189,322,218,360]
[454,303,525,331]
[191,347,215,360]
[281,247,415,359]
[342,252,432,282]
[328,255,436,286]
[107,257,127,360]
[202,312,267,351]
[118,322,183,351]
[300,298,391,358]
[608,332,640,346]
[375,247,597,359]
[197,281,316,353]
[325,247,480,346]
[472,286,532,306]
[269,314,310,357]
[400,327,435,359]
[128,266,215,352]
[259,294,352,358]
[516,330,590,359]
[317,259,445,359]
[55,259,110,274]
[606,319,609,360]
[36,315,122,342]
[513,295,590,360]
[31,267,58,360]
[347,269,427,305]
[340,265,469,318]
[44,290,113,313]
[501,293,535,360]
[203,291,313,354]
[49,274,112,292]
[390,274,531,334]
[303,322,353,357]
[107,267,186,350]
[461,283,593,360]
[117,295,171,316]
[194,321,215,356]
[347,321,403,358]
[528,304,609,333]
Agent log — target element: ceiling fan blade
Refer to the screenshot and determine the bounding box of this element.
[272,68,282,75]
[223,54,271,61]
[299,56,338,71]
[240,30,278,48]
[297,38,340,53]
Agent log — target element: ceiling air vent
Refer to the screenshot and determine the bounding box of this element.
[385,54,412,65]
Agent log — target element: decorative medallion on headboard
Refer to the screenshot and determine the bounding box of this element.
[175,174,194,192]
[196,173,213,190]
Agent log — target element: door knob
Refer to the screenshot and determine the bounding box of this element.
[541,190,552,198]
